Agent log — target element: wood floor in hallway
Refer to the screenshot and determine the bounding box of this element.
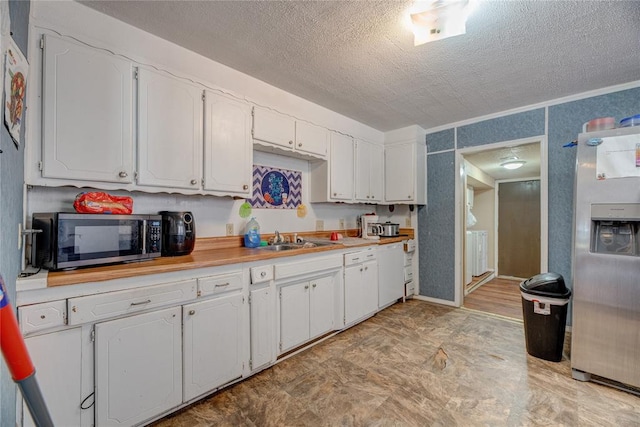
[151,300,639,427]
[464,277,523,321]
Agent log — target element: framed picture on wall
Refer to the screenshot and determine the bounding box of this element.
[4,36,28,149]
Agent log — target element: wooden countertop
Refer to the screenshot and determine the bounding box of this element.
[47,230,414,288]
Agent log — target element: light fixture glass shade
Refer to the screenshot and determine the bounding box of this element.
[501,160,526,170]
[410,0,473,45]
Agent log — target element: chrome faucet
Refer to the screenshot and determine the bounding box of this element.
[274,230,284,244]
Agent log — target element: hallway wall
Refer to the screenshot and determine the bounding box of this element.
[0,1,30,424]
[418,84,640,326]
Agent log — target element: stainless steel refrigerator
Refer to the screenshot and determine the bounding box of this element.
[571,125,640,390]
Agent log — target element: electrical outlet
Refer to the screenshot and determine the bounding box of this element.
[339,219,345,230]
[226,223,234,236]
[405,217,412,228]
[316,220,324,231]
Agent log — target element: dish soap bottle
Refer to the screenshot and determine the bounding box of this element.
[244,217,261,248]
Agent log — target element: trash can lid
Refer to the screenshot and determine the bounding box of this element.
[519,272,571,298]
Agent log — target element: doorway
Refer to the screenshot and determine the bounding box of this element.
[456,137,548,319]
[498,180,541,279]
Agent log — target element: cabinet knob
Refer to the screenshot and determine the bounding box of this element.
[243,184,249,190]
[304,284,309,289]
[119,171,128,178]
[289,140,294,145]
[261,271,266,278]
[333,192,337,196]
[298,142,302,148]
[365,266,368,271]
[360,268,363,272]
[190,179,198,185]
[312,283,317,288]
[40,315,46,319]
[189,310,195,315]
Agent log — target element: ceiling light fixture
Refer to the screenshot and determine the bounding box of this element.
[409,0,475,46]
[500,160,526,170]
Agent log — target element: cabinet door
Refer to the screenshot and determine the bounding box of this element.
[252,107,296,150]
[137,67,203,189]
[354,140,371,202]
[42,35,133,183]
[330,134,354,200]
[369,143,384,202]
[385,143,414,202]
[183,293,244,401]
[378,244,404,307]
[362,260,379,316]
[22,328,82,427]
[344,265,363,325]
[309,276,334,338]
[279,282,310,353]
[204,91,252,196]
[295,121,328,158]
[250,286,274,370]
[95,306,182,427]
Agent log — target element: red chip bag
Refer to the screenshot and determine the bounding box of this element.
[74,192,133,214]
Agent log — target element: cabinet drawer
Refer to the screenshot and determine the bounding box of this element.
[198,272,243,296]
[404,239,416,253]
[251,265,274,284]
[404,254,413,267]
[404,266,414,282]
[405,281,415,296]
[67,279,197,325]
[19,300,67,334]
[275,255,342,280]
[344,248,376,266]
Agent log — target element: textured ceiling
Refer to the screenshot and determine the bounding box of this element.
[80,1,640,132]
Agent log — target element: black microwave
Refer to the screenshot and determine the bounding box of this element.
[32,213,162,270]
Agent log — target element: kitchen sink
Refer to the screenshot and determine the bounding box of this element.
[260,241,334,251]
[260,243,302,251]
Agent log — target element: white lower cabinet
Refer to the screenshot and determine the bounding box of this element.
[377,243,405,308]
[279,281,310,353]
[183,293,245,401]
[250,285,275,371]
[309,276,335,338]
[95,306,182,427]
[279,275,334,353]
[22,328,83,427]
[344,260,378,325]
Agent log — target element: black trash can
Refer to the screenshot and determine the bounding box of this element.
[520,272,571,362]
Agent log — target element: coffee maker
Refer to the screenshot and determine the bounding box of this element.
[361,214,382,240]
[159,211,196,256]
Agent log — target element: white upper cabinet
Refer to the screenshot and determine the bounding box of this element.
[329,134,355,201]
[41,35,134,183]
[309,132,354,202]
[355,139,383,202]
[137,67,203,190]
[295,121,328,158]
[203,91,253,197]
[384,141,426,204]
[252,107,327,160]
[252,107,296,149]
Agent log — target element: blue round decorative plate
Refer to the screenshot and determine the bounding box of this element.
[260,171,290,206]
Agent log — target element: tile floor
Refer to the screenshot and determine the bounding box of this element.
[152,300,639,426]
